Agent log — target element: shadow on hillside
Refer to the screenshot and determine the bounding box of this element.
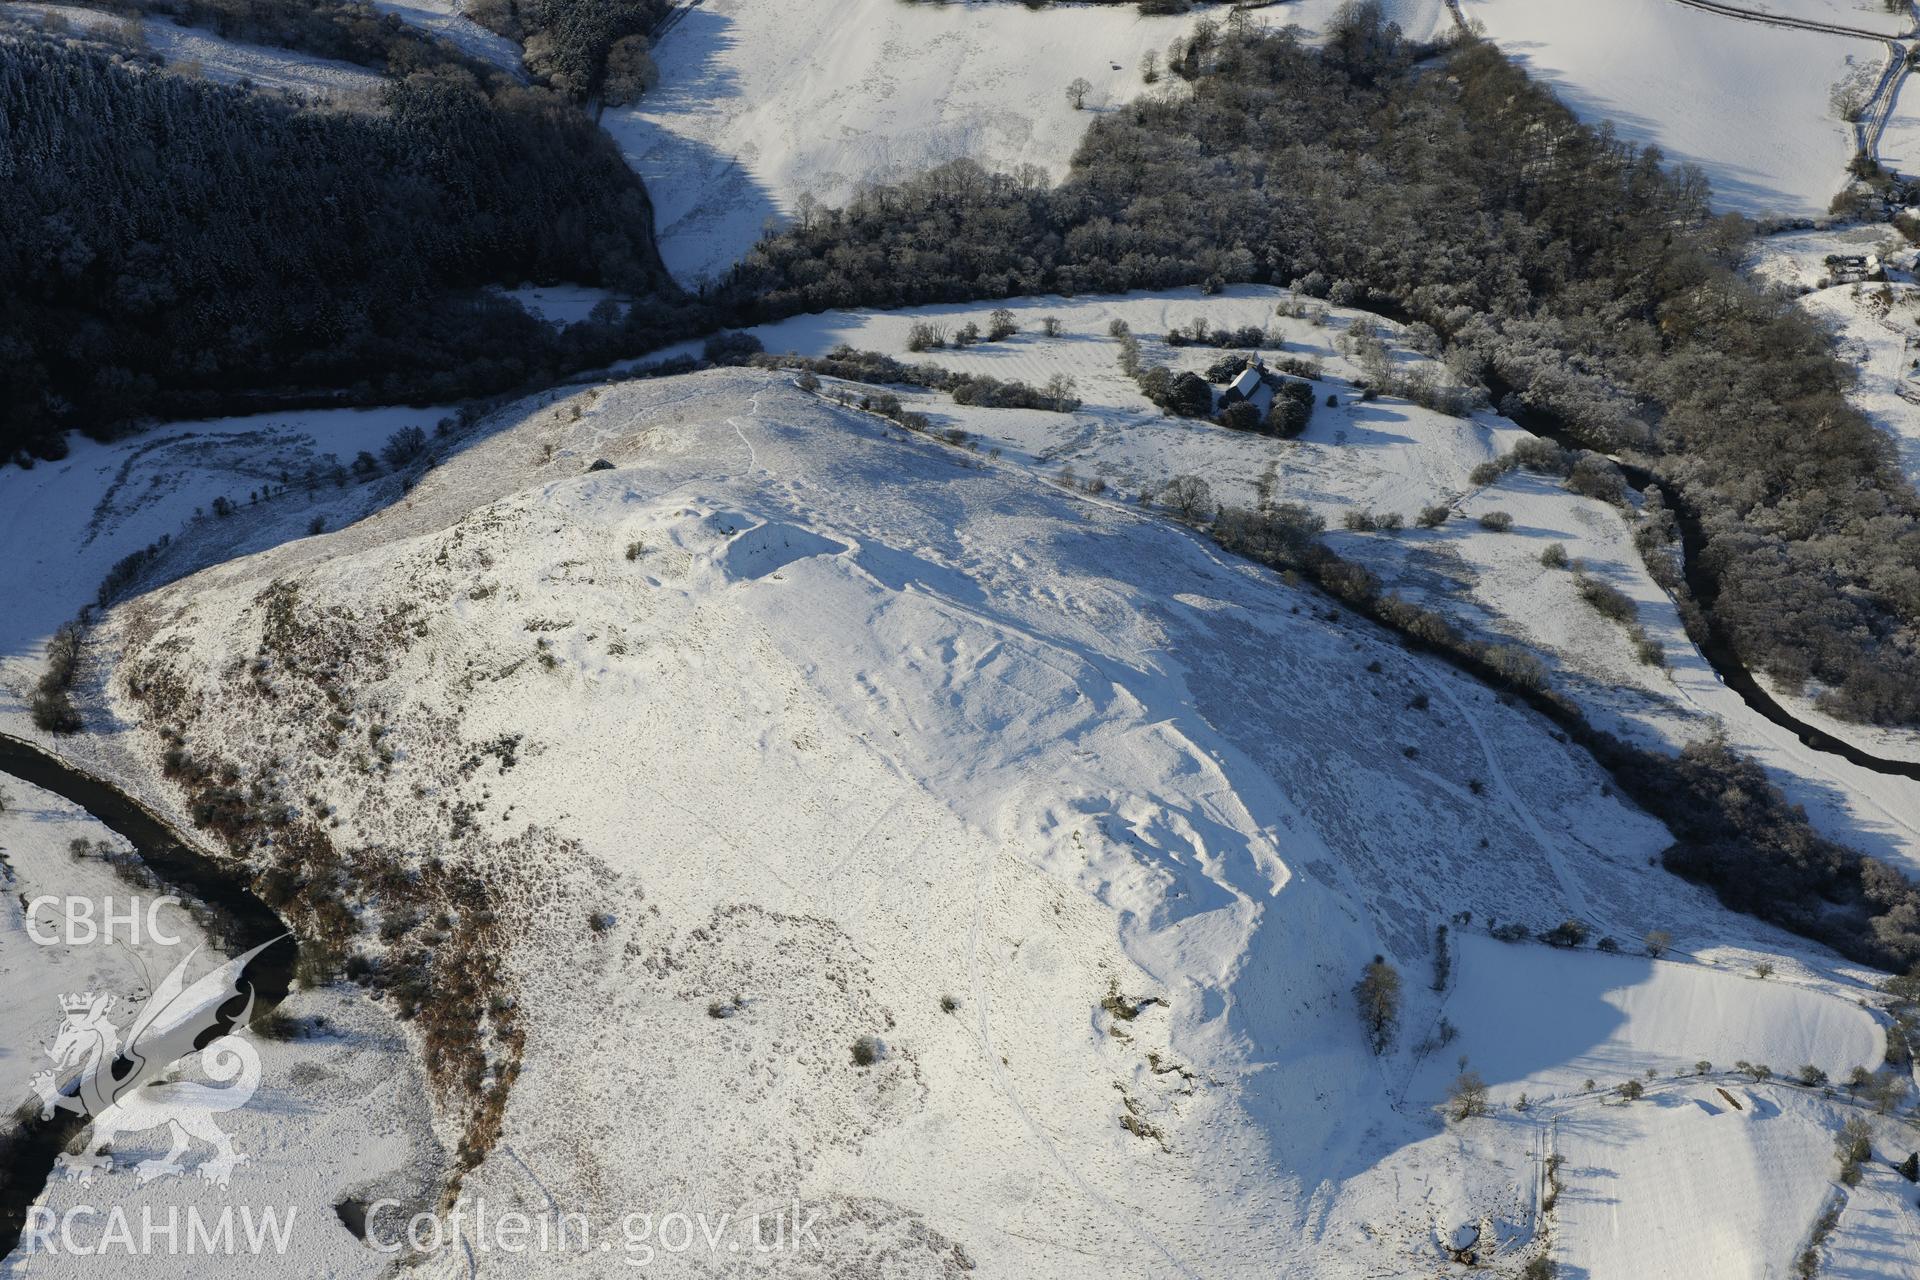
[1494,38,1809,218]
[598,6,782,288]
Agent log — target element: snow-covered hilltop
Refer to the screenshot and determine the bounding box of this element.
[10,3,1920,1276]
[0,368,1871,1277]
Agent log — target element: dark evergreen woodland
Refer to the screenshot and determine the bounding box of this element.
[0,34,667,456]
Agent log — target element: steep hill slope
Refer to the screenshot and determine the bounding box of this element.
[72,368,1744,1276]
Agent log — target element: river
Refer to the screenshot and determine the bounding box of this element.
[1486,387,1920,783]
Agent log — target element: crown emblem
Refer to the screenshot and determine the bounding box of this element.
[59,992,97,1013]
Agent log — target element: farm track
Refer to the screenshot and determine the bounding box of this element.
[1448,0,1902,41]
[1448,0,1918,175]
[1652,2,1912,172]
[1663,0,1904,41]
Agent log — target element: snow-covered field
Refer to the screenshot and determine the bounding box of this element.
[1406,934,1894,1280]
[1550,1085,1847,1280]
[5,981,438,1280]
[1749,228,1920,484]
[0,777,214,1106]
[1408,451,1920,879]
[1417,934,1881,1102]
[1826,1135,1920,1280]
[1462,0,1875,218]
[1882,70,1920,177]
[603,0,1220,284]
[655,286,1529,519]
[1744,0,1917,34]
[496,282,626,326]
[0,773,435,1280]
[2,3,385,97]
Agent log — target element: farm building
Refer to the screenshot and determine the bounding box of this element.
[1218,355,1276,417]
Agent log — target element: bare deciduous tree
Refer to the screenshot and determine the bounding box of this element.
[1444,1070,1490,1121]
[1354,955,1401,1054]
[1160,474,1214,523]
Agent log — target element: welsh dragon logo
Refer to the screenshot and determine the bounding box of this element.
[30,940,281,1187]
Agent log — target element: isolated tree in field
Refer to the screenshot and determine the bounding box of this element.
[1830,71,1870,123]
[1161,474,1214,522]
[1617,1078,1644,1101]
[29,686,80,734]
[1040,314,1063,337]
[1139,50,1159,83]
[1644,929,1672,958]
[1043,373,1078,411]
[1840,1113,1873,1172]
[986,308,1018,341]
[1354,954,1401,1054]
[1445,1069,1490,1121]
[1066,77,1092,110]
